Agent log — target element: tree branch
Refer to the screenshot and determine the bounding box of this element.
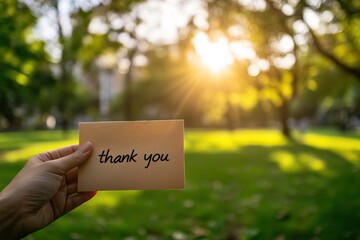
[265,0,300,100]
[306,25,360,81]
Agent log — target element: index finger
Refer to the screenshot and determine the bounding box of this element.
[50,142,92,172]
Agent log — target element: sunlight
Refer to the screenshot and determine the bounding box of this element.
[271,151,300,172]
[2,140,76,162]
[192,32,234,73]
[82,191,141,209]
[271,151,326,173]
[185,130,287,153]
[230,40,256,60]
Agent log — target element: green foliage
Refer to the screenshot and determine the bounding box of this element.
[51,0,144,128]
[1,129,360,239]
[2,0,360,131]
[0,0,54,128]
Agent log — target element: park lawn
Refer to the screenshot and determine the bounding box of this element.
[1,128,360,240]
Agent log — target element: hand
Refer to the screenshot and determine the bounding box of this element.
[0,142,96,240]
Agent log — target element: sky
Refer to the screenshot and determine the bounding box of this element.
[24,0,331,74]
[28,0,205,62]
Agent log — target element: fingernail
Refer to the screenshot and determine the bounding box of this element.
[80,141,92,154]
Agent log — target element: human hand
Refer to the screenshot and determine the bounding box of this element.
[0,142,96,240]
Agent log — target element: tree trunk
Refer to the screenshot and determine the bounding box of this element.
[124,49,136,121]
[279,100,291,139]
[55,2,71,132]
[225,99,237,131]
[124,75,132,121]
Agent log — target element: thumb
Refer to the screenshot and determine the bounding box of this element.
[52,142,93,172]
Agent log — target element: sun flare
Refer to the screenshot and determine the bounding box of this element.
[192,32,234,73]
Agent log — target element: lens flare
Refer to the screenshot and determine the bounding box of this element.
[192,32,234,73]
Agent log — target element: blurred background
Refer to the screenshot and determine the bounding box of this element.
[1,0,360,239]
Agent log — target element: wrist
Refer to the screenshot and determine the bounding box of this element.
[0,191,22,240]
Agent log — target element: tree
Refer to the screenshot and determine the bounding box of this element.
[26,0,143,130]
[198,0,360,137]
[0,0,54,129]
[300,0,360,82]
[268,0,360,131]
[190,0,303,137]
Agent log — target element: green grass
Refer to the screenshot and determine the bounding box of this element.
[1,128,360,239]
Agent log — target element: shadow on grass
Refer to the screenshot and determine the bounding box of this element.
[21,142,360,240]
